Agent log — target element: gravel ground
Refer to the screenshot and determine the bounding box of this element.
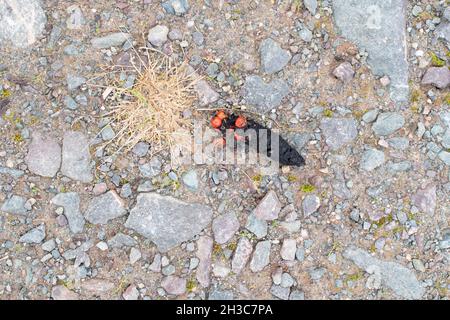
[0,0,449,300]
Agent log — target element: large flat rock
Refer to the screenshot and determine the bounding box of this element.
[0,0,47,48]
[25,131,61,178]
[61,131,93,183]
[333,0,409,105]
[125,193,213,252]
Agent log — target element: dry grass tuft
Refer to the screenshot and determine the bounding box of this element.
[109,49,199,155]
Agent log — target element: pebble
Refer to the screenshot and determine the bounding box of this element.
[250,240,271,272]
[148,25,169,47]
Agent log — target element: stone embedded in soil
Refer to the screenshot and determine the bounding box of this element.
[372,112,405,136]
[245,213,268,239]
[51,285,79,300]
[302,194,320,217]
[19,224,45,244]
[0,167,24,179]
[25,131,61,178]
[253,190,282,221]
[84,191,126,225]
[333,62,355,82]
[181,169,199,191]
[148,25,169,47]
[304,0,318,15]
[162,0,189,16]
[81,279,115,295]
[139,157,162,178]
[51,192,85,233]
[125,193,213,252]
[360,148,385,172]
[1,195,28,215]
[66,5,85,30]
[91,32,131,49]
[333,0,409,105]
[280,239,296,261]
[320,118,358,150]
[61,131,93,183]
[212,212,240,244]
[259,38,292,74]
[412,184,436,216]
[439,151,450,166]
[231,237,253,274]
[421,67,450,89]
[107,233,137,249]
[161,276,186,295]
[241,75,289,113]
[344,246,425,299]
[196,235,213,288]
[66,74,86,91]
[0,0,47,48]
[122,285,139,300]
[270,285,290,300]
[194,79,219,107]
[250,240,271,272]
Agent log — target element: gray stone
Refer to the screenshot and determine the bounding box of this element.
[168,29,182,41]
[0,0,47,48]
[51,192,84,233]
[245,213,267,239]
[66,74,86,91]
[84,191,126,225]
[333,0,409,105]
[280,239,296,261]
[193,79,219,107]
[320,118,358,150]
[91,32,131,49]
[192,31,204,46]
[343,246,425,299]
[333,62,355,82]
[421,67,450,89]
[250,240,271,272]
[412,184,436,216]
[108,233,137,249]
[0,167,24,179]
[196,235,213,288]
[280,273,295,288]
[1,195,28,215]
[129,247,142,264]
[66,5,85,30]
[362,109,379,123]
[41,239,56,252]
[125,193,213,252]
[26,131,61,178]
[360,148,385,171]
[51,285,79,300]
[304,0,318,15]
[289,290,305,300]
[209,287,234,300]
[270,285,290,300]
[372,112,405,136]
[139,157,162,178]
[253,190,281,221]
[162,0,189,16]
[120,183,132,198]
[212,212,240,244]
[302,194,320,217]
[100,125,115,141]
[64,96,78,110]
[260,38,291,74]
[388,161,411,173]
[132,142,149,157]
[182,169,198,191]
[436,22,450,43]
[387,137,409,150]
[298,24,313,42]
[231,237,253,274]
[161,276,186,295]
[148,25,169,47]
[442,130,450,149]
[19,224,45,244]
[438,151,450,166]
[61,131,93,183]
[241,75,289,113]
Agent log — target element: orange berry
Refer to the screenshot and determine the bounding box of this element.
[235,116,247,128]
[211,116,222,129]
[216,110,227,120]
